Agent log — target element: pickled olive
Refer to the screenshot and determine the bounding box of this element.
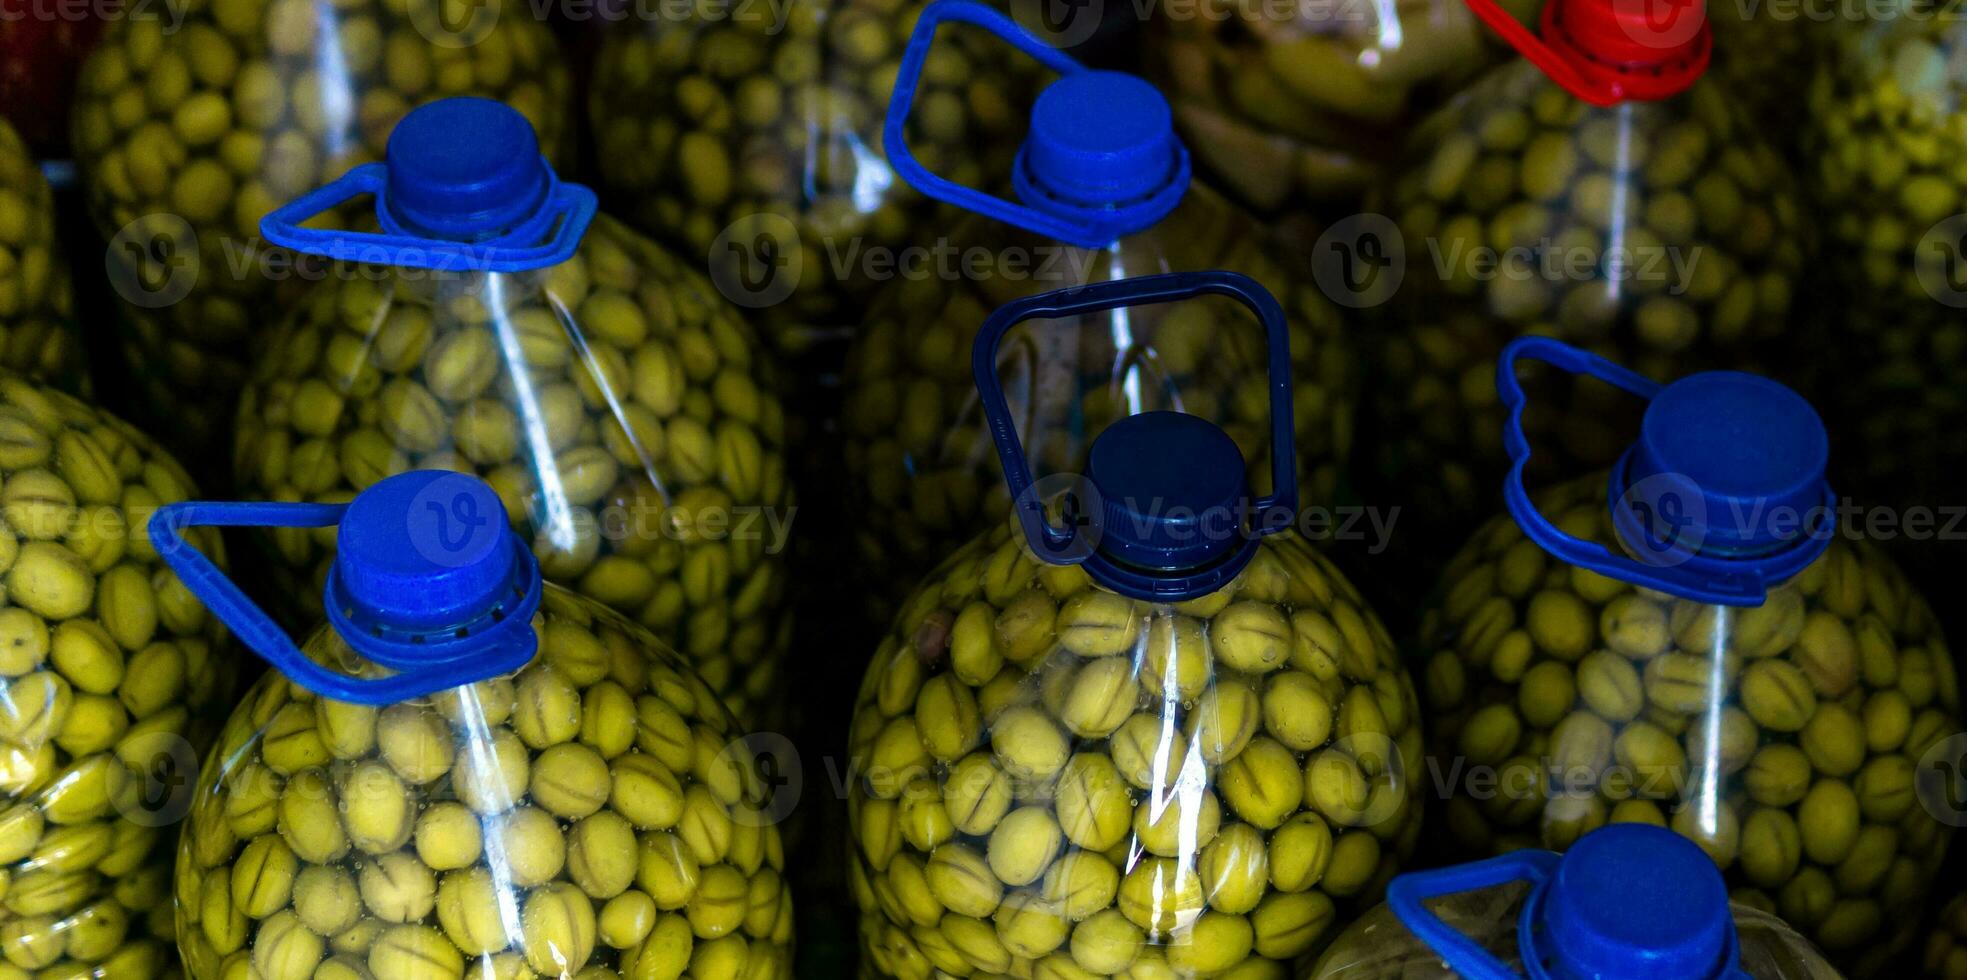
[1366,65,1808,575]
[1927,893,1967,980]
[232,217,794,727]
[1422,473,1961,970]
[587,0,1038,354]
[1145,0,1515,219]
[1804,19,1967,534]
[0,375,233,977]
[841,192,1355,620]
[175,587,793,978]
[0,120,83,389]
[71,2,573,456]
[849,524,1422,977]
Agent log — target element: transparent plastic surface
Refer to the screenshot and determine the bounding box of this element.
[0,118,83,391]
[0,374,235,977]
[846,524,1424,978]
[70,0,574,455]
[587,0,1040,353]
[1804,15,1967,528]
[839,184,1355,623]
[174,585,795,979]
[232,215,794,728]
[1308,885,1844,978]
[1146,0,1526,223]
[1926,893,1967,979]
[1709,5,1828,156]
[1418,474,1960,975]
[1365,62,1808,579]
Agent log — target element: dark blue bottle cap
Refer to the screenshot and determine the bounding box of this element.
[382,98,551,241]
[1086,411,1249,572]
[1618,370,1829,558]
[1017,72,1184,211]
[1532,824,1735,979]
[331,470,521,633]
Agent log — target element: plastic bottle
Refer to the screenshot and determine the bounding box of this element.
[229,97,795,728]
[585,0,1042,355]
[847,271,1423,978]
[842,0,1355,623]
[1418,337,1958,976]
[1145,0,1529,227]
[0,372,237,977]
[1361,0,1810,587]
[157,469,796,979]
[70,0,573,461]
[1310,823,1843,978]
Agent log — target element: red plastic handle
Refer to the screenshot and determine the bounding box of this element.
[1465,0,1711,106]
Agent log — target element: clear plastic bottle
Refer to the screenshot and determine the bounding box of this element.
[1418,337,1958,976]
[842,1,1355,624]
[1926,894,1967,979]
[70,0,573,462]
[585,0,1042,355]
[1311,823,1844,979]
[157,469,795,979]
[230,98,794,728]
[0,373,237,977]
[1362,0,1810,587]
[1145,0,1529,227]
[846,272,1423,978]
[0,117,82,391]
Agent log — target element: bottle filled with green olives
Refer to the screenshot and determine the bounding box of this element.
[1144,0,1530,229]
[157,468,795,980]
[1802,12,1967,579]
[585,0,1042,356]
[1362,0,1810,587]
[0,372,237,977]
[847,272,1423,979]
[70,0,573,465]
[0,118,83,392]
[1309,823,1845,979]
[843,1,1356,625]
[232,98,794,729]
[1419,337,1959,977]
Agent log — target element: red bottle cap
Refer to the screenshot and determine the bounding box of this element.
[1463,0,1711,105]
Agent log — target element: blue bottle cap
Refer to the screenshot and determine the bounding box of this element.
[1531,824,1735,979]
[150,471,543,706]
[330,470,524,633]
[1086,411,1249,573]
[382,97,551,242]
[1617,370,1829,558]
[1015,72,1187,218]
[1498,337,1836,606]
[1387,822,1748,980]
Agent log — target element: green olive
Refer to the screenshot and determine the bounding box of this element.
[0,120,83,390]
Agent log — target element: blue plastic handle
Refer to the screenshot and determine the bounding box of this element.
[259,162,597,273]
[150,501,538,705]
[886,1,1177,249]
[974,270,1296,564]
[1498,336,1785,606]
[1389,850,1563,980]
